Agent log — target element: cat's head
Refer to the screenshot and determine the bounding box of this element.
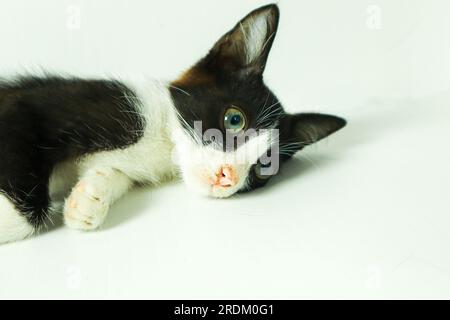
[169,4,346,198]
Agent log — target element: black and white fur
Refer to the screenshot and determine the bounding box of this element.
[0,5,346,243]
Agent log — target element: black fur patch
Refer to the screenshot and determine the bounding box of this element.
[0,75,144,227]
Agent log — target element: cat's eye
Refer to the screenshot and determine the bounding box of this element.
[224,107,246,133]
[254,161,272,180]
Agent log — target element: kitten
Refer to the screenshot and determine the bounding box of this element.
[0,4,346,244]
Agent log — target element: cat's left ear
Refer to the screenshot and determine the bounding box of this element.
[203,4,280,77]
[280,113,347,151]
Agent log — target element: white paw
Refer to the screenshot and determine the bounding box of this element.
[63,181,109,231]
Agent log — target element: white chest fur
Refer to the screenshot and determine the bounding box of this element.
[49,78,179,199]
[80,78,179,184]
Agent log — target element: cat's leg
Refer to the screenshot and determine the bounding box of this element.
[0,134,51,244]
[0,194,35,244]
[63,167,133,230]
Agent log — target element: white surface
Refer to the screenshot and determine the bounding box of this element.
[1,0,450,299]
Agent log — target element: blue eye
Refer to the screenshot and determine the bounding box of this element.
[224,107,246,133]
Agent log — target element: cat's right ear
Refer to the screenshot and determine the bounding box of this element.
[201,4,280,77]
[280,113,347,152]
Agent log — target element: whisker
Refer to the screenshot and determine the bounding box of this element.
[168,85,191,97]
[256,101,282,126]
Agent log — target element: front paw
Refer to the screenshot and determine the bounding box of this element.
[64,181,109,230]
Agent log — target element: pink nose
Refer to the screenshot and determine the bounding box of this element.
[212,165,238,187]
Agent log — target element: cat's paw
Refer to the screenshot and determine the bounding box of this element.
[63,181,109,231]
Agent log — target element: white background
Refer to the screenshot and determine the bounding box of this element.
[0,0,450,299]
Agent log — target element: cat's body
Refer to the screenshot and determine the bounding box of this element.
[0,77,178,241]
[0,4,347,244]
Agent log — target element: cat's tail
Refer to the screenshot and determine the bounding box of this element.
[0,193,35,244]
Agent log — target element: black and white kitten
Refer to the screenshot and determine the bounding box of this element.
[0,4,346,243]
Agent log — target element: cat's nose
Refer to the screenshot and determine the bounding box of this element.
[214,164,238,187]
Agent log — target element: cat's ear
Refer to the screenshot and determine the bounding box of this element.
[281,113,347,150]
[203,4,280,77]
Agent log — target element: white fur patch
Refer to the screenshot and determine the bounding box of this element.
[77,78,178,184]
[0,193,34,244]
